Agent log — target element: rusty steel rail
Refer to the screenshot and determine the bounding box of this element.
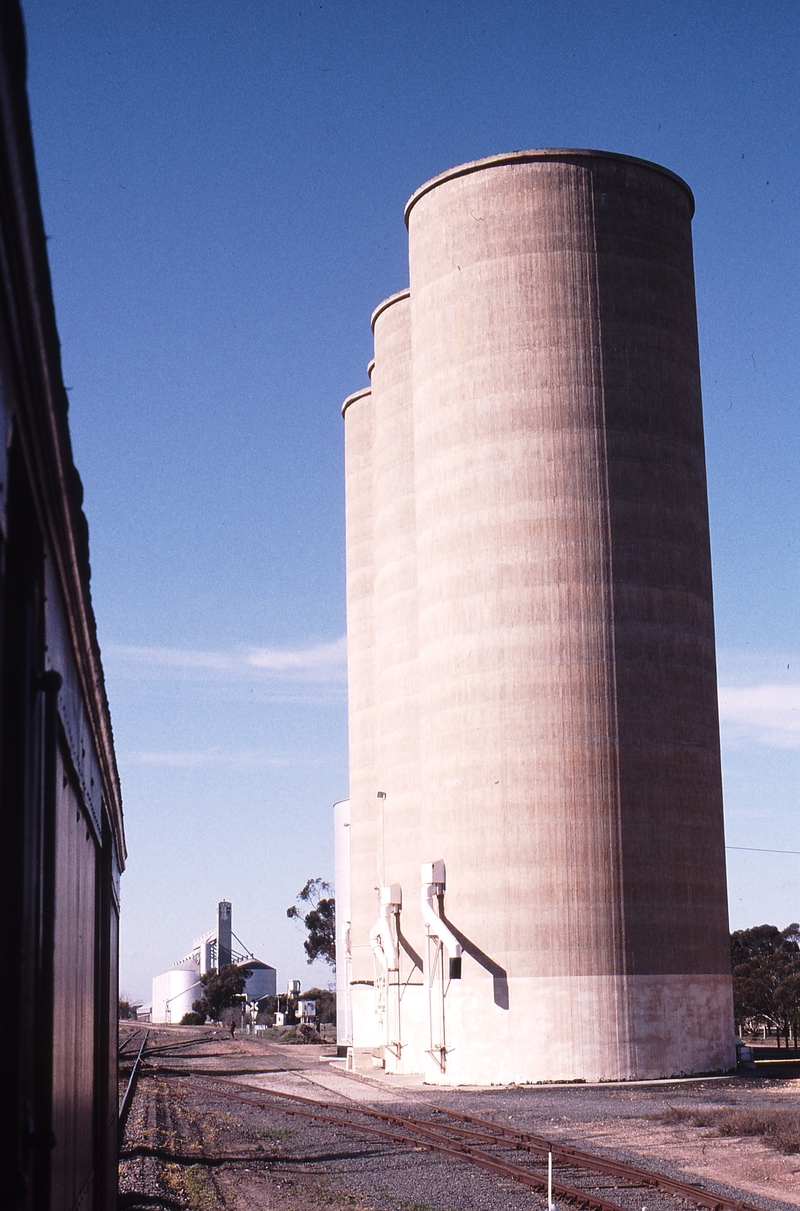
[118,1030,149,1145]
[141,1031,222,1058]
[428,1106,760,1211]
[118,1029,144,1055]
[182,1075,762,1211]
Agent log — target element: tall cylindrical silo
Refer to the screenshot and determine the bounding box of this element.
[403,150,732,1083]
[372,291,415,886]
[369,289,427,1071]
[341,384,379,1049]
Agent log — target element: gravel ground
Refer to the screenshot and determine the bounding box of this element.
[118,1027,800,1211]
[120,1072,567,1211]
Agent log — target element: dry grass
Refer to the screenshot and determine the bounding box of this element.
[656,1105,800,1153]
[717,1107,800,1153]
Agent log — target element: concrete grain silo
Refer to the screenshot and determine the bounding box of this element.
[341,383,380,1056]
[355,289,431,1069]
[340,150,733,1084]
[371,292,416,889]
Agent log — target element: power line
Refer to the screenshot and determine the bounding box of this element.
[726,845,800,855]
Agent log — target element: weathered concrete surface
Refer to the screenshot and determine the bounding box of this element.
[371,290,417,929]
[341,386,377,1005]
[344,151,733,1084]
[369,290,430,1074]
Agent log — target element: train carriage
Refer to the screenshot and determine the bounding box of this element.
[0,5,126,1209]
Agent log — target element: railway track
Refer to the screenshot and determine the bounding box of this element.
[118,1030,149,1145]
[119,1033,779,1211]
[118,1027,147,1056]
[178,1072,765,1211]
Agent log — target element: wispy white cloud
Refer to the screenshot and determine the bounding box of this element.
[104,636,347,684]
[718,684,800,750]
[247,637,347,673]
[123,747,322,769]
[110,639,800,750]
[107,645,238,672]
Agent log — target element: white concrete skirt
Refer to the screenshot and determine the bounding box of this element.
[352,972,734,1085]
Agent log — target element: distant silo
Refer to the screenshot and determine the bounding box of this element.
[343,150,733,1084]
[151,963,202,1024]
[217,900,232,967]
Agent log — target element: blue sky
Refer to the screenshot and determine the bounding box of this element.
[21,0,799,1002]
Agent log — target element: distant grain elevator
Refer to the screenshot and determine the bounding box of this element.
[338,150,734,1084]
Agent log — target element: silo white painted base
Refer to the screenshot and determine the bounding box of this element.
[351,971,734,1085]
[416,973,734,1086]
[349,981,429,1075]
[386,983,428,1076]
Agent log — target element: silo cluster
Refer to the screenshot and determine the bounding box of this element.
[340,150,734,1084]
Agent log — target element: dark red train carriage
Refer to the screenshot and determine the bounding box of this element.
[0,5,125,1209]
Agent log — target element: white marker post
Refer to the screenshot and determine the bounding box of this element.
[548,1145,555,1211]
